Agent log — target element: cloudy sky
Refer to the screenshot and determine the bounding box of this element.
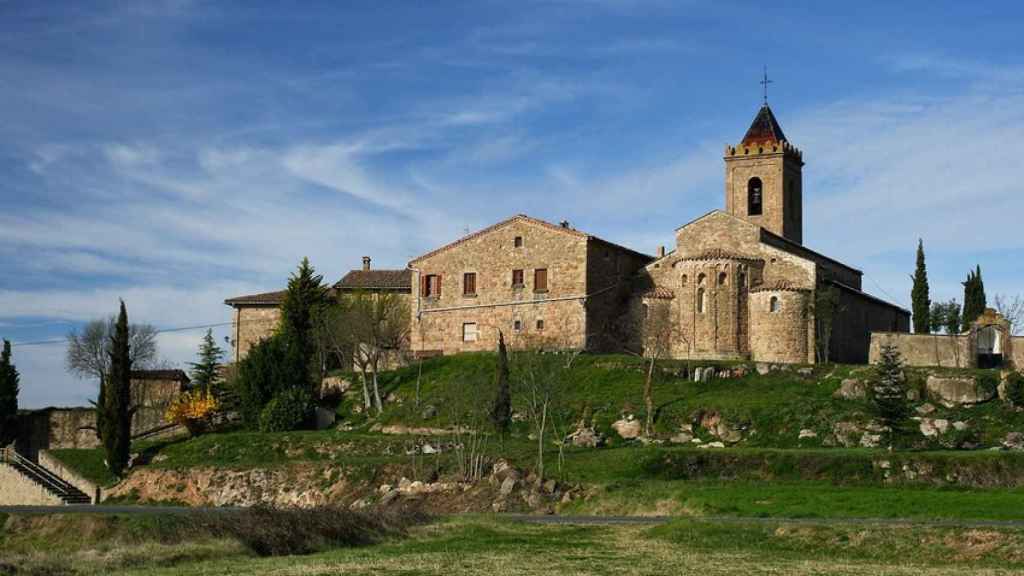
[2,1,1023,408]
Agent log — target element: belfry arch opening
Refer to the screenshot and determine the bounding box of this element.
[748,177,763,216]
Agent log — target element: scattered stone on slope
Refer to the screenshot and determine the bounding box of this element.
[833,378,868,400]
[798,429,817,439]
[916,403,936,415]
[612,415,643,439]
[926,375,994,407]
[1004,432,1024,451]
[567,426,606,448]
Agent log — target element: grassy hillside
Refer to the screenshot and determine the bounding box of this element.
[336,352,1020,449]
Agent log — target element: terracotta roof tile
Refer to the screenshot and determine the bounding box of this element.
[741,104,787,146]
[224,290,287,306]
[335,269,412,291]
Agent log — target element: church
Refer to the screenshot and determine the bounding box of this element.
[227,103,910,365]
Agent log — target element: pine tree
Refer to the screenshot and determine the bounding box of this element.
[489,331,512,438]
[279,257,329,384]
[99,301,133,476]
[189,329,224,393]
[0,339,20,446]
[871,344,910,449]
[911,239,930,334]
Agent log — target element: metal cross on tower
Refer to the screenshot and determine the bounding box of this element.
[760,66,772,105]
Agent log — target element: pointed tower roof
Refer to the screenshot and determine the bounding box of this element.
[741,104,787,146]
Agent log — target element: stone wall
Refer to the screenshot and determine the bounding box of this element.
[584,238,651,351]
[39,450,101,503]
[1015,337,1024,370]
[869,332,971,368]
[724,149,803,244]
[0,462,64,506]
[411,218,593,354]
[16,408,98,459]
[233,305,281,361]
[748,289,812,363]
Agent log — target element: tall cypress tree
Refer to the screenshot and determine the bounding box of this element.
[489,331,512,439]
[99,301,133,477]
[280,257,329,383]
[0,339,20,446]
[911,239,930,334]
[961,266,988,332]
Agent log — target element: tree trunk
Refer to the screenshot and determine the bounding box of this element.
[537,401,547,481]
[644,356,655,437]
[372,369,383,415]
[359,370,372,413]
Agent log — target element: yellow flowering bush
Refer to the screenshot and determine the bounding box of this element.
[165,389,219,436]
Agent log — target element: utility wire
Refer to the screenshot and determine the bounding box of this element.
[8,318,278,348]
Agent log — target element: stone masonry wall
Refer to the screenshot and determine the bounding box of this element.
[234,305,281,362]
[0,462,64,506]
[39,450,101,503]
[748,289,811,363]
[584,238,651,351]
[830,287,910,364]
[411,219,591,354]
[1015,337,1024,370]
[869,332,971,368]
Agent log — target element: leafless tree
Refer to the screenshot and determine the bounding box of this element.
[810,284,845,364]
[320,292,410,415]
[510,335,569,481]
[636,300,679,437]
[995,294,1024,336]
[66,317,159,385]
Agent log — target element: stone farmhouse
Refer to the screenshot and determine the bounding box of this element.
[227,103,911,365]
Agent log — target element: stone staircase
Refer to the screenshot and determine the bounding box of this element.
[0,447,92,505]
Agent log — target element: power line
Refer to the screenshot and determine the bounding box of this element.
[7,319,275,348]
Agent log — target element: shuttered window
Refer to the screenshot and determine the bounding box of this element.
[534,268,548,292]
[422,274,441,298]
[512,269,524,287]
[463,272,476,296]
[462,322,478,342]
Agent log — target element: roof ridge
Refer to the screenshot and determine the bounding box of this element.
[408,214,589,265]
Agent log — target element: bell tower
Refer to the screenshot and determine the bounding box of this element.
[724,104,804,244]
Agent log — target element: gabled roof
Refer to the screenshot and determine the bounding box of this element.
[741,104,787,146]
[224,290,287,306]
[409,214,650,264]
[335,269,412,291]
[130,369,190,383]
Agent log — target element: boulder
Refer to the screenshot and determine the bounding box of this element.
[860,433,881,448]
[755,363,771,376]
[379,489,400,505]
[698,441,726,449]
[953,421,969,431]
[919,418,950,437]
[567,427,606,448]
[833,379,868,400]
[833,421,862,448]
[926,375,995,407]
[499,477,518,497]
[797,367,814,377]
[612,416,643,439]
[798,429,817,439]
[670,431,694,444]
[421,405,438,420]
[1004,432,1024,451]
[915,403,936,415]
[421,443,439,455]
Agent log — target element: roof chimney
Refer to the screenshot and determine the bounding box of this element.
[559,220,570,229]
[657,245,665,258]
[362,256,371,271]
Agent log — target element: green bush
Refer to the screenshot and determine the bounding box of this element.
[259,388,313,432]
[976,372,1000,398]
[234,334,310,429]
[1006,372,1024,407]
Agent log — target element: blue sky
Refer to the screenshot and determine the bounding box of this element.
[2,1,1023,408]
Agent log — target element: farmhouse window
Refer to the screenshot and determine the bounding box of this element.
[422,274,441,298]
[463,272,476,296]
[462,322,478,342]
[512,269,524,288]
[514,236,523,248]
[536,319,545,331]
[534,268,548,292]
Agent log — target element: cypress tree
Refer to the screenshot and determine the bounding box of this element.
[0,339,20,446]
[279,257,329,382]
[911,239,930,333]
[99,301,133,477]
[961,266,988,331]
[489,331,512,438]
[189,329,224,393]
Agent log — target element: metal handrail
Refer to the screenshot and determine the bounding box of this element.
[4,449,80,497]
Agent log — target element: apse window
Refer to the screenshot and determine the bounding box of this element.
[770,296,781,313]
[697,288,706,314]
[462,322,479,342]
[748,177,763,216]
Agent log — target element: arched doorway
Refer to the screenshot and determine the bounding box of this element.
[976,324,1003,368]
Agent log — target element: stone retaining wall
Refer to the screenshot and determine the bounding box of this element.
[0,462,64,506]
[38,450,101,504]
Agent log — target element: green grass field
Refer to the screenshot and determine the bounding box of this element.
[3,513,1024,576]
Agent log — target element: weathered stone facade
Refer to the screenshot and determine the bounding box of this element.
[232,304,282,361]
[409,216,650,354]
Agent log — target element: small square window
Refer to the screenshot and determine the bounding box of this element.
[536,319,545,331]
[514,236,523,248]
[462,322,479,342]
[513,320,522,332]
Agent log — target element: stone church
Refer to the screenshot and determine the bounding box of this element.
[227,104,910,364]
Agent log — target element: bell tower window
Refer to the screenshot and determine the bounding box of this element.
[748,177,763,216]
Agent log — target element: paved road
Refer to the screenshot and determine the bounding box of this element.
[4,506,1024,529]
